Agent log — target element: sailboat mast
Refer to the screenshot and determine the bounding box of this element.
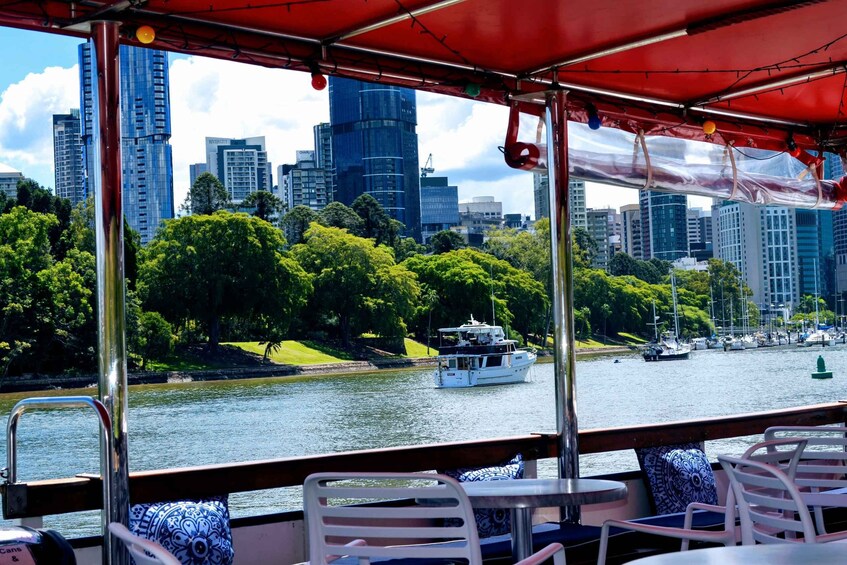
[672,271,680,338]
[651,300,659,341]
[813,257,820,328]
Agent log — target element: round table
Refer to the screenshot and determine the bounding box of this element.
[630,543,847,564]
[461,478,628,561]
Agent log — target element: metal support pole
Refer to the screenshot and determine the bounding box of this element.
[91,21,130,565]
[545,90,580,523]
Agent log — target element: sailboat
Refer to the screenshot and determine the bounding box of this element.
[642,273,692,361]
[798,259,833,347]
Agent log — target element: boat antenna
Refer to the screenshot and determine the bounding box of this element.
[490,264,496,327]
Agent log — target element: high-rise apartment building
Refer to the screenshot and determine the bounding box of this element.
[586,208,619,270]
[640,191,688,261]
[795,209,834,301]
[313,122,335,202]
[0,164,23,198]
[826,154,847,303]
[280,150,332,211]
[532,173,587,228]
[52,109,85,205]
[79,43,174,244]
[716,201,798,309]
[329,77,421,240]
[420,176,459,244]
[620,203,643,259]
[204,137,271,204]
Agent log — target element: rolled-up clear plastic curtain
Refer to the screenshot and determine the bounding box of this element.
[503,104,846,210]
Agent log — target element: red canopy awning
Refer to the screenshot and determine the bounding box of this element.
[2,0,846,152]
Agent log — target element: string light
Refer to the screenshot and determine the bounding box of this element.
[586,103,602,130]
[136,25,156,44]
[464,82,481,97]
[786,135,801,157]
[703,120,717,135]
[311,72,327,90]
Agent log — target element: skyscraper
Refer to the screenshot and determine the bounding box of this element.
[204,137,271,204]
[420,176,459,244]
[52,109,85,205]
[313,122,335,202]
[620,203,643,259]
[281,150,332,211]
[532,173,587,228]
[329,77,421,240]
[640,191,688,261]
[79,43,174,244]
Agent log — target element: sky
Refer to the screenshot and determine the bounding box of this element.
[0,27,709,219]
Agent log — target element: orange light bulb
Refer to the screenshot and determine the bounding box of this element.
[136,25,155,44]
[702,120,716,135]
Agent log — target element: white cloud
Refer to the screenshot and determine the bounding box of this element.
[168,57,330,206]
[0,65,78,185]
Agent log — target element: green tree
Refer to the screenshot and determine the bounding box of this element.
[184,173,231,215]
[140,211,310,352]
[319,202,364,234]
[291,224,419,345]
[573,226,598,267]
[242,189,283,222]
[429,230,466,254]
[281,205,319,247]
[136,311,174,369]
[352,193,394,245]
[393,237,426,263]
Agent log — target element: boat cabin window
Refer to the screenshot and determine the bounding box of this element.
[457,358,469,370]
[486,355,502,367]
[448,359,457,369]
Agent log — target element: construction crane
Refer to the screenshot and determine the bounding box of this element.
[421,153,434,177]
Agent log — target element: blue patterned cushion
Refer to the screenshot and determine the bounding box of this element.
[442,454,524,538]
[635,443,718,515]
[130,496,234,565]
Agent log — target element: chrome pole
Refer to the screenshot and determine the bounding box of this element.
[545,90,580,523]
[91,21,130,565]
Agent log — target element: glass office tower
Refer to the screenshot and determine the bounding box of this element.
[329,78,421,240]
[80,43,174,244]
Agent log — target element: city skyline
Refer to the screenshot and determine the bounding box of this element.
[0,27,711,220]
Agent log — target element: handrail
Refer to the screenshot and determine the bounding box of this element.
[2,397,113,550]
[2,401,846,520]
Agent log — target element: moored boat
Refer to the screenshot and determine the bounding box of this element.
[434,316,536,388]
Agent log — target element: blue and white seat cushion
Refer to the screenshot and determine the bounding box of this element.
[442,454,524,538]
[129,495,234,565]
[635,443,718,515]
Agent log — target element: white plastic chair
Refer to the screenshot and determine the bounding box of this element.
[303,472,566,565]
[764,425,847,536]
[108,522,181,565]
[718,454,823,544]
[596,438,807,565]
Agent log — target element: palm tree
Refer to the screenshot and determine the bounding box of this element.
[243,190,284,222]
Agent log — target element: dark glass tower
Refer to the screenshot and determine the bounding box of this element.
[79,43,174,244]
[640,190,689,261]
[329,78,421,240]
[52,109,85,205]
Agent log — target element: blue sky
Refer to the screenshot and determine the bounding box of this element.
[0,27,654,218]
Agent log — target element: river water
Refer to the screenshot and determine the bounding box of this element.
[2,345,846,537]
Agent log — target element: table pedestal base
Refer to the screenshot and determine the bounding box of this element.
[510,508,534,562]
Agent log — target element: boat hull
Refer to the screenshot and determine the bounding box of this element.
[643,351,690,362]
[434,351,536,388]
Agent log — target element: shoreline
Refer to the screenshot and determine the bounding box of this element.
[0,346,636,393]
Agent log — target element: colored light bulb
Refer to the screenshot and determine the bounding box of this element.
[311,72,327,91]
[136,25,155,44]
[703,120,716,135]
[588,115,602,130]
[464,83,481,97]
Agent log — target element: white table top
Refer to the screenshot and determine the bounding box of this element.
[630,544,847,564]
[460,478,627,509]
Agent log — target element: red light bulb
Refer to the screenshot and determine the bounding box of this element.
[789,147,802,158]
[311,73,327,91]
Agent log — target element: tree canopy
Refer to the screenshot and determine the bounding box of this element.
[184,173,231,215]
[291,224,419,345]
[140,211,310,351]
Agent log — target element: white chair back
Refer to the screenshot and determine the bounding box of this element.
[718,455,818,545]
[303,472,482,565]
[108,522,181,565]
